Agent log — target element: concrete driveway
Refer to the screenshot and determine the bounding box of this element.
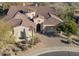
[17,33,79,56]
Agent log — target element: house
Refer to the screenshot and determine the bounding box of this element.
[5,12,35,42]
[3,5,63,42]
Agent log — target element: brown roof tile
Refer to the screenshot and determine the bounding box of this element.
[4,5,55,20]
[5,12,35,28]
[43,16,62,26]
[5,6,36,20]
[6,19,22,27]
[15,12,35,28]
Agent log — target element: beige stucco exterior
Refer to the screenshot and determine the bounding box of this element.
[26,12,36,19]
[13,26,32,42]
[33,17,44,32]
[33,17,44,24]
[14,11,36,20]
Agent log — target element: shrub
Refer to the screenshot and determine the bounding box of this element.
[0,20,15,48]
[57,20,78,35]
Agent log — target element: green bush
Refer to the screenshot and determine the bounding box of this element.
[58,20,78,35]
[57,6,78,36]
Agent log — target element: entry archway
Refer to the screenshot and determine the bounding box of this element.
[36,23,41,32]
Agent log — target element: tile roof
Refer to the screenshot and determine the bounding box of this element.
[6,19,22,27]
[3,5,63,28]
[4,6,36,20]
[43,15,62,26]
[20,14,35,28]
[4,5,55,20]
[5,12,35,28]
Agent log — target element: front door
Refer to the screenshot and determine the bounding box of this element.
[36,24,41,32]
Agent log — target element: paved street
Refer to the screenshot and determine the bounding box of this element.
[39,51,79,56]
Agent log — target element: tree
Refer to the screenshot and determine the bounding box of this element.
[57,19,78,43]
[57,4,78,35]
[56,4,78,43]
[57,4,74,20]
[0,20,15,48]
[58,20,78,35]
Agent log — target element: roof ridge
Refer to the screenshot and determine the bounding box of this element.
[49,13,63,22]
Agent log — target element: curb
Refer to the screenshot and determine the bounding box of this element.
[27,47,79,56]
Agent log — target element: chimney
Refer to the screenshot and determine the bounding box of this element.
[35,3,39,7]
[0,2,3,6]
[23,2,26,6]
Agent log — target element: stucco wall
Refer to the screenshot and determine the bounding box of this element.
[42,25,56,34]
[26,12,36,19]
[14,11,36,20]
[33,17,44,24]
[33,17,44,32]
[13,26,32,42]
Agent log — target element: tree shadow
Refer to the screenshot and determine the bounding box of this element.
[58,35,71,44]
[72,38,79,45]
[43,32,59,37]
[60,39,70,44]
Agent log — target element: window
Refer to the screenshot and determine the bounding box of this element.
[32,14,34,16]
[19,29,26,39]
[19,31,24,39]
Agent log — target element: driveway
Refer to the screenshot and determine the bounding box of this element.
[17,33,79,56]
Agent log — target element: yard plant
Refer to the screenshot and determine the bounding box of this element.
[0,20,15,48]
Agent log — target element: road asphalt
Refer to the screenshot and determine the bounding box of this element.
[39,51,79,56]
